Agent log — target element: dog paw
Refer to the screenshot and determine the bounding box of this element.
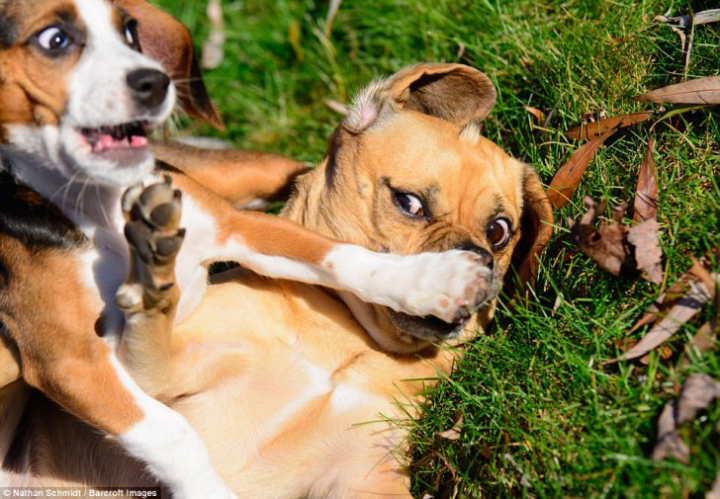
[393,250,495,323]
[116,176,185,311]
[327,246,495,323]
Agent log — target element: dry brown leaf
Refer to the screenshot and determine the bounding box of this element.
[627,218,664,284]
[614,338,672,364]
[708,473,720,499]
[656,9,720,28]
[634,136,659,222]
[626,256,715,337]
[604,278,712,364]
[548,126,619,209]
[676,374,720,424]
[570,199,634,276]
[525,106,546,123]
[652,400,690,463]
[653,374,720,464]
[637,76,720,105]
[437,415,463,441]
[571,200,664,283]
[565,111,654,141]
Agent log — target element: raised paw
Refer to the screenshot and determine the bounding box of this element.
[116,176,185,312]
[393,249,496,323]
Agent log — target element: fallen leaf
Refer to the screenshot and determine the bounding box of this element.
[636,76,720,105]
[626,256,715,336]
[604,278,712,364]
[634,136,659,222]
[656,9,720,29]
[548,126,619,209]
[676,374,720,424]
[525,106,546,123]
[653,374,720,464]
[565,111,654,141]
[708,473,720,499]
[570,199,634,276]
[571,200,665,284]
[652,400,690,463]
[437,415,463,441]
[627,218,663,284]
[614,338,673,364]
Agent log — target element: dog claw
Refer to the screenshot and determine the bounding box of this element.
[118,179,184,311]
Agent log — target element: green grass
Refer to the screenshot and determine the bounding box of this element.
[155,0,719,496]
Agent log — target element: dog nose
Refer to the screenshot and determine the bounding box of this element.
[126,69,171,110]
[455,243,493,269]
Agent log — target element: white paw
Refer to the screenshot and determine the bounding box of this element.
[326,246,494,322]
[387,250,494,322]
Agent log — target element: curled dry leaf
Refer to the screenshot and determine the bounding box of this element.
[652,375,720,464]
[570,199,633,276]
[634,135,658,222]
[627,256,715,335]
[709,473,720,499]
[570,199,664,285]
[652,400,690,463]
[676,374,720,425]
[565,111,654,141]
[525,106,546,123]
[604,278,711,363]
[636,76,720,105]
[437,415,464,441]
[605,258,716,364]
[656,9,720,29]
[548,126,619,210]
[627,218,663,284]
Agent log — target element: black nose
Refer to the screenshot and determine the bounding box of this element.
[455,243,493,269]
[126,68,170,110]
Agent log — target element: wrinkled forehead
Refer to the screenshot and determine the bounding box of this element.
[0,0,123,47]
[365,112,526,212]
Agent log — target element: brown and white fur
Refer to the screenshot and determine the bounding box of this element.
[2,64,554,497]
[0,1,501,497]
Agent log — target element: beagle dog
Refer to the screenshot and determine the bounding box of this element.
[0,1,500,497]
[2,64,553,497]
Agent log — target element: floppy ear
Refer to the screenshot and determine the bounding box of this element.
[504,167,554,299]
[344,63,496,132]
[114,0,225,130]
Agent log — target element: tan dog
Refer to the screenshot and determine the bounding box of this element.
[2,64,553,498]
[0,1,496,496]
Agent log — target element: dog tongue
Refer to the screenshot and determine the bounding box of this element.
[93,134,148,153]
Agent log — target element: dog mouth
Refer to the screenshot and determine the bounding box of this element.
[79,121,150,155]
[386,309,470,341]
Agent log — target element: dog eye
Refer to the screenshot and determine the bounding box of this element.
[393,192,426,219]
[124,19,139,48]
[36,26,71,51]
[486,218,511,248]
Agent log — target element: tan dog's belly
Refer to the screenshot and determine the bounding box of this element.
[6,268,453,497]
[168,269,455,498]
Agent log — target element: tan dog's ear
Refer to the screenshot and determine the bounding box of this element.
[504,167,554,299]
[344,63,496,132]
[114,0,225,130]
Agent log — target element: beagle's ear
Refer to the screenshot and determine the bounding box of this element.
[504,167,554,299]
[114,0,225,130]
[344,63,496,132]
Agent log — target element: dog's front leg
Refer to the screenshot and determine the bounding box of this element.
[116,178,185,396]
[171,173,492,324]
